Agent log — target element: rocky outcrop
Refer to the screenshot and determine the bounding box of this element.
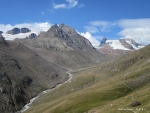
[20,28,31,33]
[100,38,107,46]
[119,39,134,50]
[125,38,141,47]
[6,28,31,35]
[7,28,20,35]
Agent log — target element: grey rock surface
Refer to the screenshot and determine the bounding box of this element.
[7,28,20,35]
[28,33,37,39]
[20,28,31,33]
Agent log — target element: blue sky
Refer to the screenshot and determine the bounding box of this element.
[0,0,150,45]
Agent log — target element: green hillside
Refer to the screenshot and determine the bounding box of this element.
[25,45,150,113]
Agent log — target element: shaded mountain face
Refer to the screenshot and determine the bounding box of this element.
[0,40,68,113]
[98,38,144,56]
[6,28,31,35]
[17,24,113,69]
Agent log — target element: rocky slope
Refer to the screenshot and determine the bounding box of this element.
[16,24,114,69]
[0,37,68,113]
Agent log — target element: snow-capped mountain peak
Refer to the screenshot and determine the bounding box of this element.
[99,38,144,50]
[97,38,145,56]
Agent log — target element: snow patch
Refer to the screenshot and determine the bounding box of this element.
[106,40,130,50]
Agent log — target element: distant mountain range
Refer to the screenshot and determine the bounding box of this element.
[97,38,145,56]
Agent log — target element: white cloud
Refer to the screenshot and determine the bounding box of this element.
[67,0,78,8]
[78,3,84,8]
[89,21,116,32]
[53,0,78,9]
[53,3,66,9]
[117,19,150,28]
[118,18,150,45]
[86,18,150,45]
[84,26,99,33]
[80,32,100,47]
[0,22,52,40]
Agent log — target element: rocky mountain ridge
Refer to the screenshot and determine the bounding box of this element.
[16,24,113,69]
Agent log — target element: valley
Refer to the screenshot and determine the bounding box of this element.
[24,45,150,113]
[0,23,149,113]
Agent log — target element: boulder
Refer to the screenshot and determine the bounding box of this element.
[131,101,141,107]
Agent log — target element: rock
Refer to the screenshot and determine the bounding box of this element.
[119,39,134,50]
[59,23,77,35]
[100,38,107,46]
[7,28,20,35]
[125,38,141,47]
[131,101,141,107]
[20,28,31,33]
[0,31,3,34]
[6,28,31,35]
[28,33,37,39]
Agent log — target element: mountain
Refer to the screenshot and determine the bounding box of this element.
[0,38,68,113]
[25,44,150,113]
[6,28,31,35]
[98,38,145,56]
[16,24,114,69]
[0,24,115,113]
